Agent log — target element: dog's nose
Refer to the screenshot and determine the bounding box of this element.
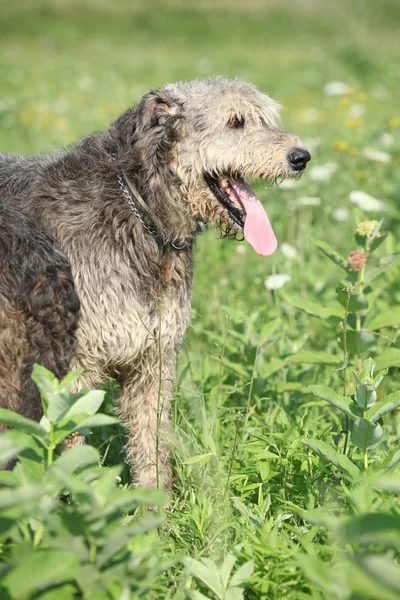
[288,147,311,171]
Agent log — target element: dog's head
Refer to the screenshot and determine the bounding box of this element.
[131,77,311,256]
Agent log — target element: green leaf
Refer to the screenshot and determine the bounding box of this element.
[258,318,281,346]
[220,553,236,588]
[303,438,359,480]
[0,431,36,465]
[368,307,400,330]
[186,591,212,600]
[48,445,100,475]
[363,253,400,285]
[281,294,343,321]
[35,584,77,600]
[351,418,383,450]
[31,364,59,413]
[309,386,357,419]
[287,351,340,365]
[341,329,376,354]
[183,453,214,466]
[355,554,400,594]
[380,449,400,473]
[369,390,400,422]
[63,390,105,418]
[184,557,224,599]
[53,414,119,444]
[0,409,48,443]
[339,513,400,546]
[315,240,349,272]
[2,550,79,599]
[336,287,369,312]
[375,348,400,369]
[229,560,254,587]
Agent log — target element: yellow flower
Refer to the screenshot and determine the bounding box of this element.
[340,97,351,107]
[349,147,358,155]
[333,140,348,150]
[19,105,36,125]
[347,119,362,128]
[388,117,400,128]
[356,220,378,237]
[356,170,367,178]
[357,92,368,102]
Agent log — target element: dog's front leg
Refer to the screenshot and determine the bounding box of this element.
[118,351,175,489]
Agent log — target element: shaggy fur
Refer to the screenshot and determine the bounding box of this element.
[0,77,309,487]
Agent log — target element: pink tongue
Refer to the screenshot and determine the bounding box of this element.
[229,179,277,256]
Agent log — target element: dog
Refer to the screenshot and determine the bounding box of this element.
[0,77,310,486]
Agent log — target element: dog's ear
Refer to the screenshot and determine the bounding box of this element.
[138,90,183,129]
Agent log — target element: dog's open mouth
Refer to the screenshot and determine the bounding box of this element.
[204,172,277,257]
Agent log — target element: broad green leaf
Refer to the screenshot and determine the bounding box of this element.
[53,414,119,443]
[225,588,245,600]
[309,386,356,419]
[369,390,400,422]
[229,560,254,587]
[0,409,48,443]
[183,453,214,466]
[186,591,211,600]
[368,307,400,330]
[336,287,369,312]
[355,554,400,594]
[63,390,105,418]
[0,431,36,464]
[341,329,376,354]
[351,418,383,450]
[288,351,340,365]
[2,550,79,599]
[380,449,400,473]
[303,438,359,480]
[281,294,343,320]
[36,584,77,600]
[48,444,100,475]
[258,318,281,346]
[220,553,236,588]
[222,357,248,378]
[339,513,400,546]
[58,370,83,395]
[363,253,400,285]
[315,240,349,272]
[31,364,59,413]
[375,348,400,369]
[184,557,224,599]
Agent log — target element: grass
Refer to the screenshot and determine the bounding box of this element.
[1,1,400,598]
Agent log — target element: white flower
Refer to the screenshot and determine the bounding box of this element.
[349,190,386,212]
[324,81,352,96]
[349,103,366,118]
[308,163,337,182]
[280,243,298,259]
[264,274,291,290]
[362,147,391,163]
[297,196,322,206]
[332,207,349,221]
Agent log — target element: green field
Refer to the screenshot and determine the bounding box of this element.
[1,1,400,598]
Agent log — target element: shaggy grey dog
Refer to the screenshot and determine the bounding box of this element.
[0,77,310,487]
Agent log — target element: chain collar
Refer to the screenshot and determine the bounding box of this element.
[111,152,193,252]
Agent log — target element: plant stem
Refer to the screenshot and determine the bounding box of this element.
[48,424,54,466]
[225,419,239,497]
[156,297,163,490]
[210,315,231,436]
[342,291,351,455]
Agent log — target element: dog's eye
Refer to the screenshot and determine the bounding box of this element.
[228,115,245,129]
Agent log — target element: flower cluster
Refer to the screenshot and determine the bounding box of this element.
[347,250,368,272]
[356,220,379,237]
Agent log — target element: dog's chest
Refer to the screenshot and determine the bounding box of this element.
[73,248,192,368]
